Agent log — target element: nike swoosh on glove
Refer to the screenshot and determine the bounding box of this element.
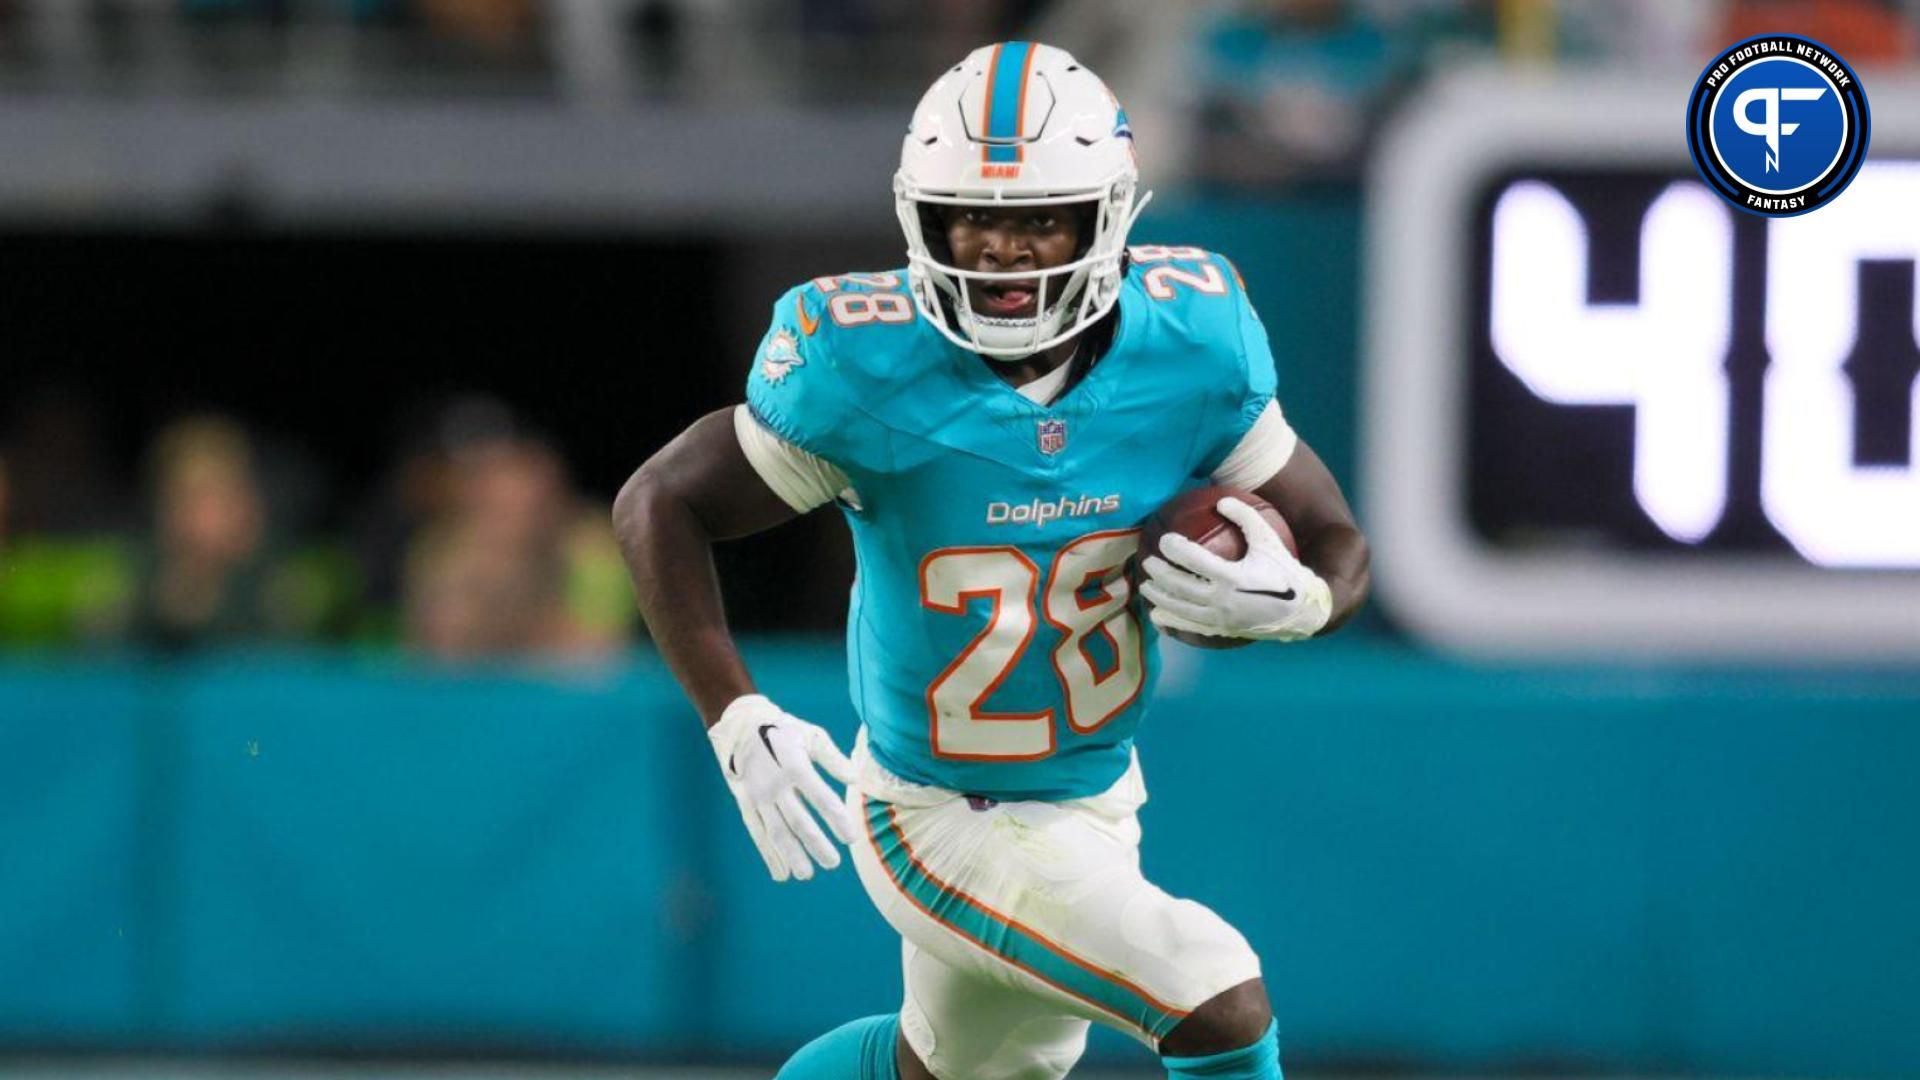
[709,694,858,882]
[1138,496,1333,644]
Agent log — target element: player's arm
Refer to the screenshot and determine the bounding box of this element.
[1141,260,1371,643]
[1249,436,1369,634]
[613,407,857,882]
[613,406,793,722]
[1142,368,1370,643]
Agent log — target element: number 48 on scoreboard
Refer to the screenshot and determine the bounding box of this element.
[1489,164,1920,568]
[1365,69,1920,659]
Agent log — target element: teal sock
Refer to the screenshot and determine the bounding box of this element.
[775,1013,902,1080]
[1164,1018,1282,1079]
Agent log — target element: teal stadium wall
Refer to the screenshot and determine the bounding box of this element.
[2,643,1917,1075]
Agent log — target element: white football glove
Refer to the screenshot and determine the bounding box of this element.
[1139,497,1333,644]
[708,694,858,883]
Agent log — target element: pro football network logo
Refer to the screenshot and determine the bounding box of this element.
[1686,34,1870,217]
[760,329,804,385]
[1036,417,1067,455]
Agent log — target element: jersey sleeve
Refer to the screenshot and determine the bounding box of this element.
[742,285,865,468]
[1211,398,1297,489]
[1196,257,1286,481]
[732,405,859,512]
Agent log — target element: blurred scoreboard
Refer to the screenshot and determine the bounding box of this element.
[1365,70,1920,660]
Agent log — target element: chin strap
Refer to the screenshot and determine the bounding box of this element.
[903,186,1155,360]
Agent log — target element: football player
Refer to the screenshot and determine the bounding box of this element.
[614,42,1369,1080]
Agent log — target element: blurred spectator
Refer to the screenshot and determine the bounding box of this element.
[353,395,516,640]
[1195,0,1418,187]
[922,0,1048,75]
[2,386,126,536]
[126,415,313,649]
[0,402,137,648]
[178,0,292,22]
[1547,0,1724,67]
[404,432,632,661]
[619,0,683,91]
[334,0,552,83]
[783,0,1048,101]
[414,0,540,53]
[174,0,296,86]
[1720,0,1915,63]
[356,443,454,639]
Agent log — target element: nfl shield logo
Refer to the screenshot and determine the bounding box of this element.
[1037,418,1067,455]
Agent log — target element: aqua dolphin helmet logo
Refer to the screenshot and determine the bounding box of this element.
[1686,34,1870,217]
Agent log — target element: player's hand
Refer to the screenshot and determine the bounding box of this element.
[1138,497,1333,643]
[708,694,858,883]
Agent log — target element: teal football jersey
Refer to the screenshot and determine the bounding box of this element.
[745,251,1277,800]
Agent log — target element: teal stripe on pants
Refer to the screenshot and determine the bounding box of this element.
[861,796,1185,1040]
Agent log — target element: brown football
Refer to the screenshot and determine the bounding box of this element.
[1135,485,1297,650]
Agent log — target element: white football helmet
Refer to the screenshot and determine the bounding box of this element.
[894,42,1150,359]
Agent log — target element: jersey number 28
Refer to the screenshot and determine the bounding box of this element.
[918,529,1144,761]
[1129,245,1229,300]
